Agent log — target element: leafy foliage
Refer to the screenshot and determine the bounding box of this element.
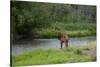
[11,1,96,38]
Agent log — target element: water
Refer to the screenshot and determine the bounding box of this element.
[12,36,96,55]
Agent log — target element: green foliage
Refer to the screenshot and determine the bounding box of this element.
[11,1,96,38]
[34,22,96,37]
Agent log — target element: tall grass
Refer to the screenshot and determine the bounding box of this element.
[34,22,96,38]
[12,42,96,66]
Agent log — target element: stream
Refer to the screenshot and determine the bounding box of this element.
[12,36,96,55]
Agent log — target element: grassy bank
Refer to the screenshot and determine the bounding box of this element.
[34,22,96,38]
[12,41,96,66]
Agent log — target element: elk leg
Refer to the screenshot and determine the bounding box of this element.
[60,42,63,48]
[65,40,68,47]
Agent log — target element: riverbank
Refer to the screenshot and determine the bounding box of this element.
[12,41,96,66]
[33,23,96,38]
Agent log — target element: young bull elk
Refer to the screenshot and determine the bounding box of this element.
[57,32,69,48]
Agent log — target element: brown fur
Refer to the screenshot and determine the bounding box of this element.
[58,32,69,48]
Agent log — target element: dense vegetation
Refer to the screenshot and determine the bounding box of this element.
[11,1,96,39]
[12,41,96,66]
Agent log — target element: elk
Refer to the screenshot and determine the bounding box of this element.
[57,32,69,48]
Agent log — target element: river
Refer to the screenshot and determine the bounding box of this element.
[12,36,96,55]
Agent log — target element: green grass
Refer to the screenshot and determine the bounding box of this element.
[33,22,96,38]
[12,42,96,66]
